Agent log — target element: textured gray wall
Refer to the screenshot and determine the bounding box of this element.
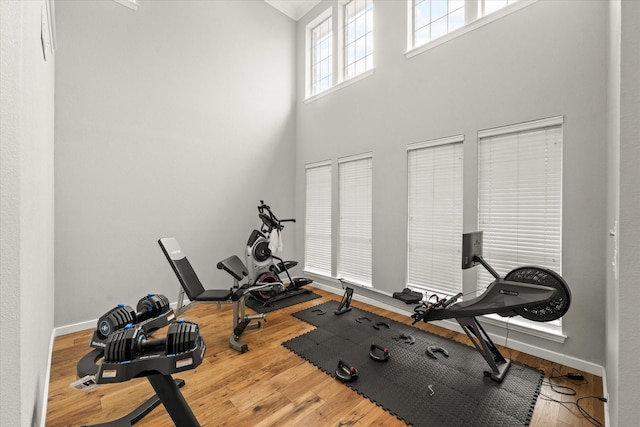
[0,1,56,425]
[295,0,609,366]
[54,0,297,327]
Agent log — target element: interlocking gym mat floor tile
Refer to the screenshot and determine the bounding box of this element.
[283,300,543,427]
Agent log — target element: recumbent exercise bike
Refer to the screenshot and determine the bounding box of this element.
[394,231,571,382]
[244,200,313,304]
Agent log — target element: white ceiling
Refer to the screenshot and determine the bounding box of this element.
[264,0,322,21]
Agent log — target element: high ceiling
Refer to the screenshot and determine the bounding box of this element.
[264,0,322,21]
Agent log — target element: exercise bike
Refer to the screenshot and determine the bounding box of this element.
[395,231,571,381]
[245,201,313,304]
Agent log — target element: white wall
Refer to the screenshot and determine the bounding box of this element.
[0,1,56,425]
[54,0,297,327]
[295,0,609,366]
[612,1,640,425]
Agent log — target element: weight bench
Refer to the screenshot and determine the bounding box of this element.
[158,237,233,313]
[159,237,278,352]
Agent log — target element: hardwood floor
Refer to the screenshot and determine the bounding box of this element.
[46,287,605,426]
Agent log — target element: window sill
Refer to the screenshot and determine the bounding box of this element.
[303,270,378,292]
[305,69,375,104]
[405,0,537,60]
[480,313,567,343]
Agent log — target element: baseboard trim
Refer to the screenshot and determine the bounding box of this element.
[53,291,604,376]
[310,282,605,377]
[54,302,182,338]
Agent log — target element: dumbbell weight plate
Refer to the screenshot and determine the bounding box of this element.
[166,321,199,355]
[136,294,171,322]
[97,305,136,340]
[104,327,146,363]
[506,266,572,322]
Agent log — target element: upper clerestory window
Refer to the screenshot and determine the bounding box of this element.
[413,0,465,48]
[408,0,523,53]
[344,0,374,80]
[310,15,333,96]
[306,1,375,100]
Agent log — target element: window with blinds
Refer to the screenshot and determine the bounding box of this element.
[477,117,563,295]
[407,136,464,296]
[304,162,333,276]
[338,154,372,286]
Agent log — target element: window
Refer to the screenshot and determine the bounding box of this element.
[477,117,563,299]
[407,136,464,296]
[304,162,333,276]
[413,0,465,48]
[408,0,524,52]
[338,154,372,286]
[344,0,374,80]
[310,16,333,96]
[306,1,374,99]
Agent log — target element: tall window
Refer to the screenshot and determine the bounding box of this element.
[338,154,372,286]
[304,162,333,276]
[478,117,563,293]
[413,0,465,47]
[407,136,463,296]
[310,16,333,96]
[344,0,374,80]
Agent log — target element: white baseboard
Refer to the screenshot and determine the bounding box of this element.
[54,302,182,338]
[311,282,606,377]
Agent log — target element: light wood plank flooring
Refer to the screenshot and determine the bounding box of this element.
[46,287,605,426]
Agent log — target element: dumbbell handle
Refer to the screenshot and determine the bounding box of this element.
[140,337,167,352]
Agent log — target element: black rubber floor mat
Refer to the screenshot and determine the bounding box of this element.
[245,290,321,313]
[283,300,543,427]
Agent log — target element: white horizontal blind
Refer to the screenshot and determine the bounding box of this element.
[407,138,463,296]
[478,118,562,291]
[304,162,332,276]
[338,154,372,286]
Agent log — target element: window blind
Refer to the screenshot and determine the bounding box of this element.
[304,162,332,276]
[338,154,372,286]
[478,118,563,292]
[407,137,463,296]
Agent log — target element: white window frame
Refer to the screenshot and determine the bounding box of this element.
[407,135,464,298]
[338,153,373,287]
[308,9,334,97]
[411,0,466,49]
[304,161,333,276]
[406,0,535,58]
[344,0,374,81]
[305,1,375,102]
[477,116,565,340]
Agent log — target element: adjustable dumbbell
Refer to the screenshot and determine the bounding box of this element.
[104,319,201,363]
[96,294,171,340]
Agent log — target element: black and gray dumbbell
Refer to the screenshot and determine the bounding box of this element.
[103,319,201,363]
[96,294,171,340]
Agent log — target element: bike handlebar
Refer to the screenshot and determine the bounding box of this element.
[257,201,296,231]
